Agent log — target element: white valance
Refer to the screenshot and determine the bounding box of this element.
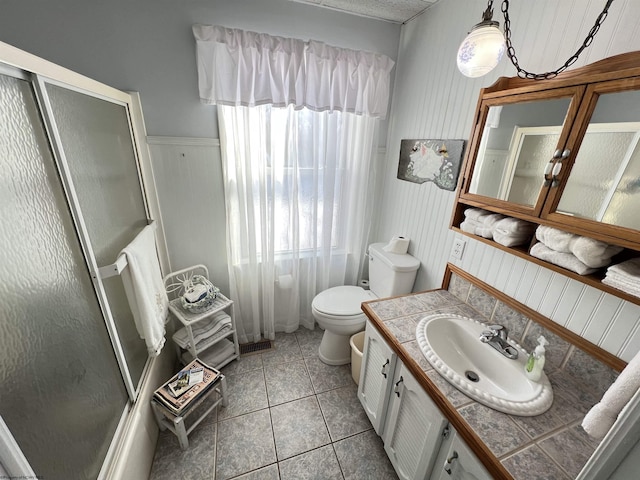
[193,24,395,118]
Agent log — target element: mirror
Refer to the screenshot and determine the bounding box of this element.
[557,89,640,230]
[469,97,572,206]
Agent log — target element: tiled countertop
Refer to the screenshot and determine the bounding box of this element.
[363,289,606,480]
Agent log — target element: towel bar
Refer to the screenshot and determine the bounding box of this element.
[96,220,156,279]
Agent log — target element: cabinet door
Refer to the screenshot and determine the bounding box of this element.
[383,363,447,480]
[459,87,584,218]
[543,78,640,246]
[358,320,396,435]
[430,430,492,480]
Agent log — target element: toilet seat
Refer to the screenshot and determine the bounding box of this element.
[312,286,376,318]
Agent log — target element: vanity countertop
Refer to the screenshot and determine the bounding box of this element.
[362,289,604,480]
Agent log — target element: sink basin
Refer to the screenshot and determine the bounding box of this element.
[416,313,553,416]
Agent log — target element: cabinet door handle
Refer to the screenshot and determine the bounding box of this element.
[381,359,389,378]
[394,376,404,397]
[543,149,562,186]
[551,149,571,187]
[444,451,459,475]
[551,161,563,187]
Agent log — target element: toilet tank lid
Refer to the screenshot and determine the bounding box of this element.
[313,286,375,316]
[369,243,420,272]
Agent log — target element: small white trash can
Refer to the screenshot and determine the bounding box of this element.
[350,331,366,385]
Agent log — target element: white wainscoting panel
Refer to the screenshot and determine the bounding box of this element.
[373,0,640,361]
[148,137,230,295]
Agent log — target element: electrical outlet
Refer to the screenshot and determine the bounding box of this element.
[451,238,466,260]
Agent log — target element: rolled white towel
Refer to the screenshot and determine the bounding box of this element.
[536,225,575,252]
[482,213,506,228]
[582,349,640,440]
[572,236,623,268]
[464,208,492,222]
[459,220,477,235]
[536,225,622,268]
[530,242,597,275]
[494,217,536,236]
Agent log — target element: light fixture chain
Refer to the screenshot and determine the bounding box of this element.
[502,0,615,80]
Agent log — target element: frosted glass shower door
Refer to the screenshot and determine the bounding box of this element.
[0,71,129,478]
[43,82,150,390]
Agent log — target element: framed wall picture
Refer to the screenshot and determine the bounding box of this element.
[397,139,466,191]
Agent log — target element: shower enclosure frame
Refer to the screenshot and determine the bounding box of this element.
[0,40,169,479]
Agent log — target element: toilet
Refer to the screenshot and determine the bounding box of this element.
[312,242,420,365]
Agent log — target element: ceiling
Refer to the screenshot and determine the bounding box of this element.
[289,0,440,24]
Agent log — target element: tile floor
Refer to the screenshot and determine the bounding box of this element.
[149,328,399,480]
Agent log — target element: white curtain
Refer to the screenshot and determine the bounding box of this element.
[194,25,393,343]
[193,24,395,118]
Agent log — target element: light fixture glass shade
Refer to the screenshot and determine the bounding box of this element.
[457,24,506,78]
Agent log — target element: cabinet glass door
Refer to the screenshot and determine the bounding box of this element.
[546,79,640,240]
[461,87,583,217]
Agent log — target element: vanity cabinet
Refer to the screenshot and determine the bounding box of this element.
[383,361,448,480]
[358,320,448,480]
[430,427,492,480]
[358,319,397,435]
[452,51,640,303]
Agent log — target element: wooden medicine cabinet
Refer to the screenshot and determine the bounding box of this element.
[451,51,640,304]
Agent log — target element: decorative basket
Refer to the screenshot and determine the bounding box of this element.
[180,275,220,314]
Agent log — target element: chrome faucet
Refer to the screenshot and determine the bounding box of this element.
[480,324,518,359]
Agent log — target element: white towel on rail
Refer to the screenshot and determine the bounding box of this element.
[120,225,169,357]
[582,350,639,440]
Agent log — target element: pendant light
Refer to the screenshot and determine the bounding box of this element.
[456,1,505,78]
[457,0,614,80]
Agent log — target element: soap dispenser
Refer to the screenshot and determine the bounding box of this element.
[524,336,548,382]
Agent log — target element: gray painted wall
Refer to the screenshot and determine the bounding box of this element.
[0,0,400,295]
[0,0,400,139]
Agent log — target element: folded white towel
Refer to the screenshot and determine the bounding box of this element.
[607,257,640,280]
[460,220,493,239]
[186,324,233,353]
[603,260,640,297]
[530,242,597,275]
[494,217,536,236]
[602,275,640,298]
[181,338,235,366]
[493,231,531,247]
[120,225,169,357]
[582,350,640,440]
[172,312,231,349]
[536,225,622,268]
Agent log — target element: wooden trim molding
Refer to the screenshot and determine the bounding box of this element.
[444,263,627,373]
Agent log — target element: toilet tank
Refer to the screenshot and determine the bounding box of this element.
[368,243,420,298]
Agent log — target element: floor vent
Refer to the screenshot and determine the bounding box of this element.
[239,339,274,356]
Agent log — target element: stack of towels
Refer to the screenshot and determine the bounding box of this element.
[603,258,640,298]
[460,208,536,247]
[173,311,232,351]
[530,225,623,275]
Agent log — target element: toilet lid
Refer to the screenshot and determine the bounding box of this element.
[313,286,375,316]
